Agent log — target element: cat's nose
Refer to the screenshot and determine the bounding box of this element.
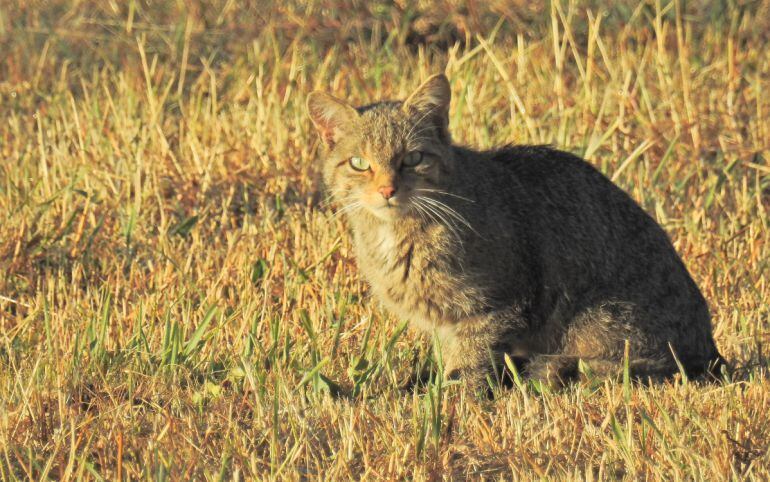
[378,185,396,200]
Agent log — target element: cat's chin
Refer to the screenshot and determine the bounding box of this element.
[366,204,411,222]
[368,206,400,222]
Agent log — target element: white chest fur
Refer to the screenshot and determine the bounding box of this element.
[352,216,485,332]
[374,223,398,254]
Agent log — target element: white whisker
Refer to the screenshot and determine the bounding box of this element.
[419,197,472,229]
[415,188,475,203]
[414,196,464,243]
[409,201,430,226]
[330,199,364,220]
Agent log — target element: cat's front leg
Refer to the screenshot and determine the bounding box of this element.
[435,311,525,390]
[437,328,490,390]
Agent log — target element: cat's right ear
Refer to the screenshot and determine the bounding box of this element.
[306,92,359,149]
[402,74,451,143]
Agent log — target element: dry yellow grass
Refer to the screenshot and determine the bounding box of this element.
[1,1,769,479]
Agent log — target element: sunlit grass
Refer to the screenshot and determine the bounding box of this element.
[1,1,769,479]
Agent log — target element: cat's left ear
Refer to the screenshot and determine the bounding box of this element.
[403,73,451,142]
[307,92,359,149]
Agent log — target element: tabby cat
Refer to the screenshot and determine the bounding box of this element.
[307,74,723,389]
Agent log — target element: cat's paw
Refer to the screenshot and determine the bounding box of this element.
[443,367,491,395]
[525,355,580,390]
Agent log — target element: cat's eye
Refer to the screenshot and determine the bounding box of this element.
[349,156,371,171]
[403,151,424,167]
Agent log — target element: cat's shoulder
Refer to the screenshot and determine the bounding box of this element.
[467,144,601,181]
[488,144,588,167]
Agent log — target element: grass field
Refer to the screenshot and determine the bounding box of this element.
[1,1,769,479]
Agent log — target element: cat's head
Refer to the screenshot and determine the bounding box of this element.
[307,74,454,222]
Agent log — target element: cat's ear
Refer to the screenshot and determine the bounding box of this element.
[306,92,359,148]
[403,73,451,141]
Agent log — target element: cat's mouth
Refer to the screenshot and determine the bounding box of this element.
[351,189,422,221]
[369,200,405,220]
[364,195,415,221]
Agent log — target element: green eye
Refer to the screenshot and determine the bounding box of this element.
[349,156,371,171]
[403,151,424,167]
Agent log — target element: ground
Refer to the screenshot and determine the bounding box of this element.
[1,1,769,479]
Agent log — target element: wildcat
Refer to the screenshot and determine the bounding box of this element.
[307,73,724,389]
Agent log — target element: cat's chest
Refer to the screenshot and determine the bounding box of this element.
[353,223,482,327]
[355,224,420,286]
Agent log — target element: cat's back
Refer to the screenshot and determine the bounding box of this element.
[470,144,663,239]
[479,144,621,199]
[461,144,708,315]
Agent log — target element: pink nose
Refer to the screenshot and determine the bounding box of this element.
[378,186,396,199]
